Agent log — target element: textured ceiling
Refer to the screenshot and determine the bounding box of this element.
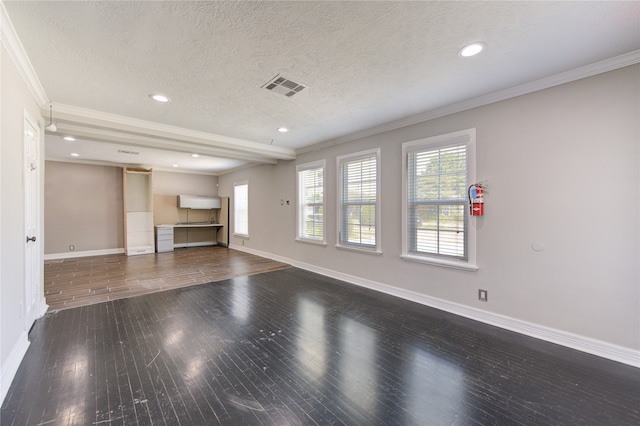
[3,1,639,173]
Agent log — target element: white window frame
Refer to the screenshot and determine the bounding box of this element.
[336,148,381,255]
[401,129,477,271]
[233,180,249,238]
[296,160,326,245]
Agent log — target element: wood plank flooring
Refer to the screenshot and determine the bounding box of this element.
[3,267,639,425]
[44,246,290,311]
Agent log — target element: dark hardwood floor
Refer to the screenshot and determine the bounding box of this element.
[2,267,639,425]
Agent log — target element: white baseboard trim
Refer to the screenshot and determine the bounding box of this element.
[229,244,640,368]
[0,331,30,405]
[37,297,48,318]
[44,248,124,260]
[174,241,217,249]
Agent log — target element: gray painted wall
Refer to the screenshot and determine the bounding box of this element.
[219,65,640,351]
[1,43,45,392]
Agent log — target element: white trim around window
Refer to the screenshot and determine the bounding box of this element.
[233,180,249,238]
[296,160,326,245]
[401,129,478,271]
[336,148,381,255]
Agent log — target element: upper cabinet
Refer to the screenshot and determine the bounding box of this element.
[123,168,154,255]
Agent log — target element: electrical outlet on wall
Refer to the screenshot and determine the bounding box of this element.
[478,289,488,302]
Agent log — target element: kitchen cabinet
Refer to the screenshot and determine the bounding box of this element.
[155,226,174,252]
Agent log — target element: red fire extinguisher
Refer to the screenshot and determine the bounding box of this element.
[468,183,484,216]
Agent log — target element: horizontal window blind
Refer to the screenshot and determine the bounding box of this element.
[298,165,324,241]
[338,151,378,249]
[407,144,467,259]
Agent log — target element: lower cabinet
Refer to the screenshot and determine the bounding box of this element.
[155,226,174,252]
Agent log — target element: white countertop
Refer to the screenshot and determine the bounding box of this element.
[156,223,223,228]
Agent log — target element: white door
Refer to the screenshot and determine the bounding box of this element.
[24,113,42,330]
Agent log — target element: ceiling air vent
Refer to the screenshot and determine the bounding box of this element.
[118,149,140,155]
[262,75,306,97]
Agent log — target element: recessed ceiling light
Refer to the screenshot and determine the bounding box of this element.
[150,94,170,103]
[172,164,179,167]
[63,136,75,141]
[277,127,289,133]
[70,153,79,157]
[458,42,486,58]
[191,153,199,158]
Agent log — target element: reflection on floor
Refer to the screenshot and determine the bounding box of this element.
[3,267,639,425]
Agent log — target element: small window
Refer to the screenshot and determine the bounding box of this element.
[337,148,381,253]
[402,129,477,270]
[297,160,326,244]
[234,181,249,237]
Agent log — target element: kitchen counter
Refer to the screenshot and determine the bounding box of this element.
[155,223,224,252]
[158,223,223,228]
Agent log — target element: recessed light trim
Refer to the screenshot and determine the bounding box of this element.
[63,136,75,141]
[70,153,79,157]
[459,42,486,58]
[191,153,199,158]
[150,94,170,103]
[277,127,289,133]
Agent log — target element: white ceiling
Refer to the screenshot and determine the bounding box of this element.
[3,1,639,174]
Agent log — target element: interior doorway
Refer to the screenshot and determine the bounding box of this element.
[23,111,44,329]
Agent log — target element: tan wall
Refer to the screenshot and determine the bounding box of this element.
[44,166,220,254]
[44,161,124,254]
[153,171,219,244]
[153,194,217,244]
[152,170,218,196]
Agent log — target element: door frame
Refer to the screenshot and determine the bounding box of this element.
[23,109,47,331]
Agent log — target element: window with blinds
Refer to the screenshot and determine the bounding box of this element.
[402,129,476,269]
[337,149,380,251]
[407,144,468,259]
[234,181,248,237]
[297,161,325,243]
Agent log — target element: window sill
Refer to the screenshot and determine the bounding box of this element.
[296,238,327,247]
[233,234,249,239]
[336,244,382,256]
[401,254,478,271]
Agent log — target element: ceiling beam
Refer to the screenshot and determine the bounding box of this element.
[44,103,296,162]
[50,123,279,165]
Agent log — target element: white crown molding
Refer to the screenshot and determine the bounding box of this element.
[0,2,48,106]
[297,50,640,155]
[229,244,640,368]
